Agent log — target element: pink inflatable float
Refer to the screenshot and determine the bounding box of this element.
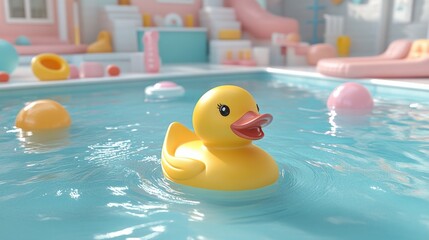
[226,0,299,40]
[307,44,337,66]
[317,39,429,78]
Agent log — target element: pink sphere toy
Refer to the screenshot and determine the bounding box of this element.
[69,65,80,79]
[327,82,374,114]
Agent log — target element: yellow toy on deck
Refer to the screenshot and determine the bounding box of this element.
[31,54,70,81]
[161,85,279,191]
[87,31,113,53]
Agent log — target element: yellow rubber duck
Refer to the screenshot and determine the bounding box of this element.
[161,85,279,191]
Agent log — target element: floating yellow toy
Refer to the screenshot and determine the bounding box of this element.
[161,85,279,191]
[16,100,71,131]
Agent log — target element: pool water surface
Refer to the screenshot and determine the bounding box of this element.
[0,73,429,239]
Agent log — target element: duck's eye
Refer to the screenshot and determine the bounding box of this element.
[217,104,230,117]
[257,104,260,112]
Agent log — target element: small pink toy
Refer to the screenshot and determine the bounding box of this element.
[143,31,160,73]
[327,82,374,114]
[106,64,121,76]
[69,65,80,79]
[0,71,9,82]
[80,62,104,78]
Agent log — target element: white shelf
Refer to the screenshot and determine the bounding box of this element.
[103,5,140,13]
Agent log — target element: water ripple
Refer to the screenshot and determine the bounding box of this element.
[1,78,429,240]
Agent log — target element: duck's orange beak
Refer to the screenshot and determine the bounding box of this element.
[231,111,273,140]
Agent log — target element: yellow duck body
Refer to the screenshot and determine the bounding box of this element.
[161,85,279,191]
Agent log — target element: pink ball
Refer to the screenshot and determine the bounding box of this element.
[327,82,374,114]
[69,65,80,79]
[307,44,337,66]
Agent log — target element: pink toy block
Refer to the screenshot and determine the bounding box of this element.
[316,40,429,78]
[69,65,80,79]
[80,62,104,78]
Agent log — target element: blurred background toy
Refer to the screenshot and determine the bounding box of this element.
[80,62,104,78]
[87,31,113,53]
[31,53,70,81]
[15,36,31,46]
[143,31,161,73]
[164,13,183,27]
[0,72,10,83]
[0,39,19,74]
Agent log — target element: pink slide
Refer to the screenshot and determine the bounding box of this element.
[226,0,299,40]
[317,39,429,78]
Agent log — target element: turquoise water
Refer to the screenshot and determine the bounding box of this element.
[1,73,429,239]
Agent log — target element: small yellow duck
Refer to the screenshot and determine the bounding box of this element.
[161,85,279,191]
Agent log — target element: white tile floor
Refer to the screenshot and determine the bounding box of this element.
[0,64,259,90]
[1,64,429,91]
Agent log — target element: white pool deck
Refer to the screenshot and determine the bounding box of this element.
[1,64,429,91]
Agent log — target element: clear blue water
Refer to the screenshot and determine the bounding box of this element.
[1,73,429,240]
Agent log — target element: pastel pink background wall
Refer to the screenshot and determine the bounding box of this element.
[65,0,74,43]
[131,0,202,25]
[0,0,75,43]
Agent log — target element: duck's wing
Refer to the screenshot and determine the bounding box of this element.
[161,122,205,180]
